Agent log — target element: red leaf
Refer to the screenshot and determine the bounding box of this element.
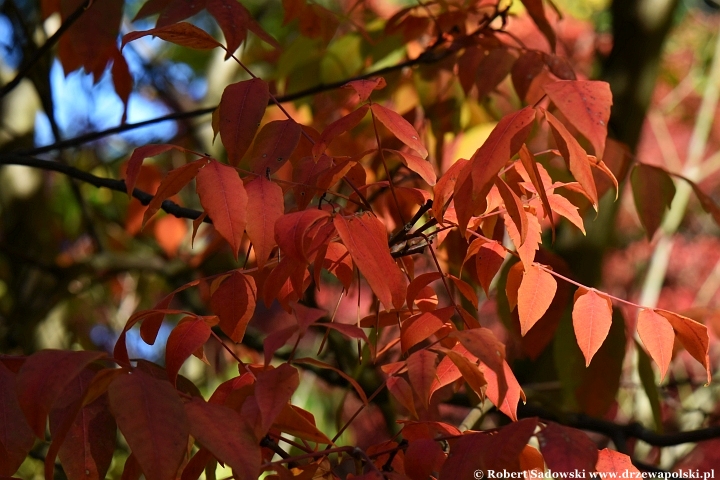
[165,317,211,385]
[448,274,478,309]
[636,309,674,381]
[0,363,34,476]
[315,242,353,290]
[263,326,298,366]
[108,370,189,480]
[512,50,547,101]
[273,404,331,444]
[630,164,676,239]
[506,261,524,312]
[518,264,557,336]
[433,158,468,223]
[206,0,249,57]
[345,77,387,102]
[294,357,368,405]
[312,322,368,342]
[122,22,223,50]
[545,109,598,207]
[15,350,105,438]
[387,376,418,418]
[334,213,407,311]
[210,271,257,342]
[537,422,598,473]
[543,80,612,160]
[255,364,300,434]
[125,144,182,196]
[48,368,116,480]
[596,448,639,475]
[572,289,613,366]
[245,176,284,268]
[520,0,556,51]
[401,307,454,353]
[497,177,528,244]
[275,210,330,263]
[687,178,720,228]
[451,328,505,376]
[406,272,443,312]
[386,149,436,185]
[656,309,710,383]
[184,398,260,480]
[404,439,446,480]
[196,159,248,258]
[313,104,370,158]
[219,78,270,166]
[475,240,506,296]
[292,302,326,334]
[250,119,302,175]
[370,103,428,158]
[407,349,437,409]
[143,159,205,226]
[456,106,535,229]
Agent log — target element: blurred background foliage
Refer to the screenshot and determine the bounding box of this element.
[2,0,720,477]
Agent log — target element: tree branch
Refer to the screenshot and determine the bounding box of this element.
[0,0,93,98]
[0,154,208,222]
[15,45,456,156]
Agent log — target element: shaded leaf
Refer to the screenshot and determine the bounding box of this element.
[125,144,183,196]
[108,370,189,480]
[445,350,487,400]
[294,358,368,405]
[433,159,468,223]
[386,149,436,185]
[537,422,598,473]
[519,144,553,225]
[521,0,556,51]
[630,164,676,239]
[143,160,205,226]
[255,364,300,434]
[656,309,710,383]
[407,349,437,410]
[345,77,386,102]
[0,363,34,476]
[406,272,443,312]
[480,360,525,421]
[313,105,370,158]
[122,22,223,50]
[250,120,303,176]
[210,271,257,342]
[475,240,507,296]
[275,210,330,263]
[496,177,528,244]
[387,376,418,418]
[219,78,270,166]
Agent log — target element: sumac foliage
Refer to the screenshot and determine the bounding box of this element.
[2,0,720,479]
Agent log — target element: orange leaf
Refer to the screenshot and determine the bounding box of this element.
[545,110,598,208]
[401,307,454,353]
[406,272,443,312]
[122,22,223,50]
[475,240,506,296]
[496,177,528,244]
[313,105,370,158]
[153,215,187,256]
[406,350,437,410]
[596,449,639,475]
[506,261,524,312]
[386,149,436,185]
[547,193,585,234]
[370,103,428,158]
[345,77,386,102]
[245,176,284,268]
[656,309,710,383]
[250,119,302,176]
[210,271,256,342]
[254,364,300,435]
[448,274,478,309]
[450,328,506,382]
[480,360,525,421]
[334,213,407,311]
[143,159,205,226]
[543,80,612,160]
[165,317,211,385]
[433,158,468,223]
[458,106,535,228]
[184,398,261,480]
[505,211,542,268]
[519,144,553,225]
[518,265,557,336]
[108,370,189,480]
[630,164,676,239]
[219,78,270,166]
[196,159,248,258]
[636,309,674,381]
[572,289,613,366]
[445,350,487,400]
[275,210,330,263]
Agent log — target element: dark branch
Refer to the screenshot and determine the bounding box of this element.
[0,154,208,222]
[0,0,93,98]
[15,45,456,156]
